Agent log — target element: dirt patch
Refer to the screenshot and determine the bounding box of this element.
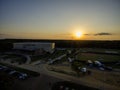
[81,53,96,56]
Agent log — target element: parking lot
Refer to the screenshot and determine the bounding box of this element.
[0,65,29,80]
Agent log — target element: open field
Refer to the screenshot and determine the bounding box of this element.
[77,53,120,62]
[47,63,120,88]
[76,52,120,69]
[79,48,120,53]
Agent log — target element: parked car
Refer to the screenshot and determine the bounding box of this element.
[0,65,28,80]
[9,70,17,75]
[11,71,28,80]
[18,72,28,80]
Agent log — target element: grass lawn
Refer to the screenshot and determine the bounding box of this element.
[76,53,120,62]
[75,52,120,69]
[79,48,120,53]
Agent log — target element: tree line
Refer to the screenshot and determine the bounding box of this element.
[0,39,120,51]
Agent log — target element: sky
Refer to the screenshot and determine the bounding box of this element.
[0,0,120,40]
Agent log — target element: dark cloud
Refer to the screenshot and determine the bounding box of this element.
[94,32,112,36]
[55,33,113,36]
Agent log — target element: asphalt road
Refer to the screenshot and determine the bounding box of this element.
[0,61,119,90]
[13,73,63,90]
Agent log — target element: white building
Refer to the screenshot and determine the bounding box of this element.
[13,42,55,53]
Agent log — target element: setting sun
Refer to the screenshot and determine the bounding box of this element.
[75,31,82,38]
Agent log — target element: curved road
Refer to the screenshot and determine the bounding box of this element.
[18,63,119,90]
[0,59,119,90]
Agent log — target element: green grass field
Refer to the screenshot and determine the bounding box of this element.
[75,50,120,69]
[79,48,120,53]
[76,53,120,62]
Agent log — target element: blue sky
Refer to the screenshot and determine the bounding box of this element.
[0,0,120,40]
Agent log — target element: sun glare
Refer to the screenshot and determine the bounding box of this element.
[75,31,82,38]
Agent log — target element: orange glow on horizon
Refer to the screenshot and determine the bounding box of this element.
[73,31,83,39]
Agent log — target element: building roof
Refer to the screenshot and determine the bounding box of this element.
[14,42,55,44]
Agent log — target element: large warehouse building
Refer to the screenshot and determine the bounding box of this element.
[13,42,55,53]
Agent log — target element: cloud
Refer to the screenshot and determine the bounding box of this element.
[0,33,15,38]
[94,32,112,36]
[0,33,5,36]
[56,32,113,37]
[84,34,91,35]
